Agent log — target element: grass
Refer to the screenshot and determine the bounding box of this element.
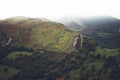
[0,65,20,80]
[69,69,81,80]
[0,17,77,53]
[6,16,29,24]
[28,22,76,52]
[97,32,111,37]
[53,31,76,52]
[69,61,104,79]
[90,47,120,57]
[6,51,32,60]
[85,61,104,71]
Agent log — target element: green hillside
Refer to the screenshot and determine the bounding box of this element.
[0,17,120,80]
[0,17,76,52]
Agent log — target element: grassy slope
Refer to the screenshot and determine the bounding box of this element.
[0,17,76,52]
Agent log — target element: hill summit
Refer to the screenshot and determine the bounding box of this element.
[0,17,76,52]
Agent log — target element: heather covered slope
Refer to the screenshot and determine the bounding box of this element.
[0,17,76,52]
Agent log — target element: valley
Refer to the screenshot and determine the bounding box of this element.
[0,16,120,80]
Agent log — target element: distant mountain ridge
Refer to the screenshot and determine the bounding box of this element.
[57,16,120,48]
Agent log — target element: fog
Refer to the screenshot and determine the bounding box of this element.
[0,0,120,20]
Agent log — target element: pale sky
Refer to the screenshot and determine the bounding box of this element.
[0,0,120,20]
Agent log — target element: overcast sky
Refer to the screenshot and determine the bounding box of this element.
[0,0,120,20]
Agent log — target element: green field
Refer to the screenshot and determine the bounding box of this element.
[90,47,120,57]
[0,65,20,80]
[6,51,32,60]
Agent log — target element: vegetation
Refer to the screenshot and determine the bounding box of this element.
[0,65,20,80]
[85,61,104,71]
[90,47,120,57]
[0,17,76,52]
[0,17,120,80]
[6,51,32,60]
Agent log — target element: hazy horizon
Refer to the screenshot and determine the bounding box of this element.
[0,0,120,20]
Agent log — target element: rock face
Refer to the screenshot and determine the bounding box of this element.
[74,34,97,52]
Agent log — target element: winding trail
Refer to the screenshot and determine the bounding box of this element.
[6,38,12,45]
[73,34,83,49]
[80,34,83,47]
